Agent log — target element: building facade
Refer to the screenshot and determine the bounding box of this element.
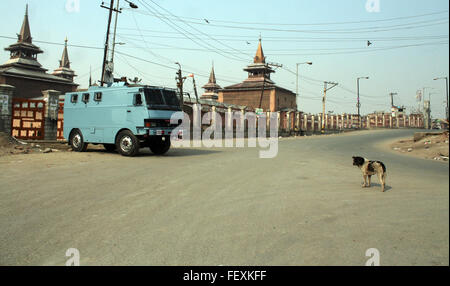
[218,39,297,112]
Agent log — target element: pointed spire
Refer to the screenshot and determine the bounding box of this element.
[208,63,217,84]
[253,37,265,64]
[18,4,32,43]
[59,37,70,68]
[52,37,75,81]
[202,62,221,96]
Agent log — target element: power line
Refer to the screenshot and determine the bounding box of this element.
[116,31,449,43]
[113,35,449,55]
[145,0,252,60]
[121,9,448,27]
[136,0,248,62]
[125,8,448,34]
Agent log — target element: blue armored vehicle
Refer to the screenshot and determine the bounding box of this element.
[63,83,181,156]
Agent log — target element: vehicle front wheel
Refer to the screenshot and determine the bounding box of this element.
[116,130,140,157]
[70,129,88,152]
[149,136,171,155]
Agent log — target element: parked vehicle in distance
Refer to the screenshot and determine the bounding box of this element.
[63,83,182,156]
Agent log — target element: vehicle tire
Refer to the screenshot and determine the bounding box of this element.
[70,129,88,152]
[116,130,140,157]
[103,144,116,152]
[149,136,171,155]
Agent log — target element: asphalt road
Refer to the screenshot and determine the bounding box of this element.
[0,129,448,265]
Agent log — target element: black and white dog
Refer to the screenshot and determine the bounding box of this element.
[352,156,387,192]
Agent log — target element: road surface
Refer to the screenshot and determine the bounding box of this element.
[0,129,448,265]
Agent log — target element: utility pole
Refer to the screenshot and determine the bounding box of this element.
[434,77,449,125]
[110,0,120,64]
[296,62,312,111]
[322,81,338,133]
[422,87,433,112]
[188,74,199,103]
[357,76,369,129]
[89,65,92,87]
[389,92,397,107]
[259,62,282,109]
[175,62,186,109]
[100,0,116,86]
[100,0,137,86]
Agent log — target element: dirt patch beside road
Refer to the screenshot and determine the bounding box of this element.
[0,132,71,156]
[389,131,449,162]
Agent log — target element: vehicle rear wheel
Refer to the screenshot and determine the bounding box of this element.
[149,136,171,155]
[116,130,140,157]
[70,129,88,152]
[103,144,116,152]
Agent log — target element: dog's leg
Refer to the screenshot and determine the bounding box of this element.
[378,172,385,192]
[362,175,368,188]
[368,175,372,187]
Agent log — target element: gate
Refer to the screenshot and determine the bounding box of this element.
[57,102,64,140]
[11,98,45,140]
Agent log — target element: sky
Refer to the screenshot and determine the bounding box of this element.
[0,0,448,118]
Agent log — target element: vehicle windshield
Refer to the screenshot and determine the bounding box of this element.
[144,88,181,111]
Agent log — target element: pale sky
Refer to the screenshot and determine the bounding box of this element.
[0,0,448,118]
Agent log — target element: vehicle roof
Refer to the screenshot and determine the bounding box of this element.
[66,83,177,95]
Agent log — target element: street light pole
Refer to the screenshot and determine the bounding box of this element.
[356,76,369,129]
[296,62,312,112]
[434,77,449,124]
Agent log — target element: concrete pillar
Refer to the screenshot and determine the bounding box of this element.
[0,84,15,135]
[211,105,216,130]
[240,108,246,134]
[311,115,315,132]
[226,107,232,132]
[318,115,322,132]
[277,111,281,133]
[304,114,308,131]
[286,112,290,132]
[42,90,61,140]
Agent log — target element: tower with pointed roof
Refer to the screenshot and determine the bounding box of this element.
[0,5,78,99]
[201,64,221,101]
[218,39,296,112]
[2,4,45,72]
[243,38,274,84]
[52,38,76,81]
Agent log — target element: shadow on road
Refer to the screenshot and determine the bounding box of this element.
[368,183,393,192]
[83,148,222,157]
